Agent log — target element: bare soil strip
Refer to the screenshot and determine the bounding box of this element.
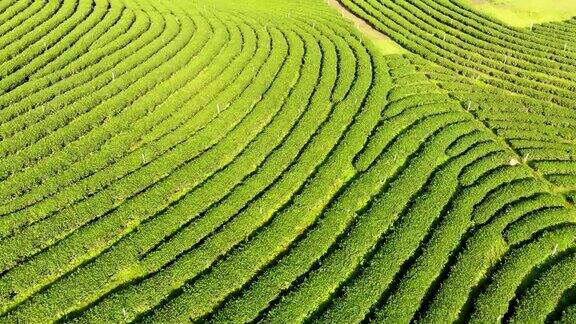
[325,0,405,54]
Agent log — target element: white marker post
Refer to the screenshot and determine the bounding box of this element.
[522,153,530,164]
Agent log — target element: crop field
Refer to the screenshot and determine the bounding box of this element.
[0,0,575,322]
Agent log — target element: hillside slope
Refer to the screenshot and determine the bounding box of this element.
[0,0,575,322]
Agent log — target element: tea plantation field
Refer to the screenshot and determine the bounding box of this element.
[1,0,575,322]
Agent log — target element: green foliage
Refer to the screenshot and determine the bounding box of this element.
[1,0,575,322]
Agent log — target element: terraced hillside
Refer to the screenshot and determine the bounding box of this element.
[0,0,575,322]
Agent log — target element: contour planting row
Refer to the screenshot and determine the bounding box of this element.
[405,53,576,195]
[146,54,571,323]
[0,0,124,103]
[103,10,380,322]
[0,0,137,119]
[207,55,571,323]
[0,0,34,34]
[0,7,290,310]
[533,20,576,46]
[395,0,576,77]
[0,0,103,94]
[0,13,266,222]
[0,0,61,59]
[311,57,569,323]
[0,1,184,167]
[340,0,576,110]
[2,0,576,322]
[423,0,576,64]
[0,5,230,218]
[0,0,384,322]
[145,52,569,323]
[0,0,78,79]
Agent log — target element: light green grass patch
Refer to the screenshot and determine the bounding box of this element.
[463,0,576,28]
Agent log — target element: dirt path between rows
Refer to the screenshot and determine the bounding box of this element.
[325,0,405,54]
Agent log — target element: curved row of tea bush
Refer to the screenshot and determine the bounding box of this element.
[1,0,575,322]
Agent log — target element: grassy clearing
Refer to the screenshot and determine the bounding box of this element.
[462,0,576,27]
